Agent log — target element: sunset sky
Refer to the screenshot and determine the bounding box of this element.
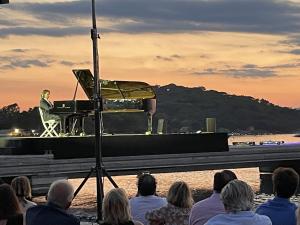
[1,0,300,110]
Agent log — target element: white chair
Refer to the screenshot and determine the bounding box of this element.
[39,107,59,137]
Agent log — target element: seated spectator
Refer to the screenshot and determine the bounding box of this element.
[297,207,300,225]
[146,181,193,225]
[11,176,37,213]
[0,184,23,225]
[256,167,299,225]
[130,173,167,225]
[101,188,143,225]
[204,180,271,225]
[189,170,237,225]
[26,179,79,225]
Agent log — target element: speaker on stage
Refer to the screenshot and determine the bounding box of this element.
[157,119,164,134]
[206,118,216,132]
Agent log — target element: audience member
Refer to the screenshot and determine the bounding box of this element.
[101,188,143,225]
[204,180,271,225]
[26,179,79,225]
[189,170,237,225]
[296,207,300,225]
[11,176,37,213]
[0,184,23,225]
[256,167,299,225]
[146,181,193,225]
[130,173,167,225]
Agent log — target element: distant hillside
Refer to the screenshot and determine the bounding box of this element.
[151,84,300,133]
[1,84,300,134]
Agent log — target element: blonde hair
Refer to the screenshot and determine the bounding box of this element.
[103,188,131,225]
[11,176,32,199]
[167,181,193,208]
[41,89,50,99]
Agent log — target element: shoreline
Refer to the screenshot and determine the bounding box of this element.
[32,168,260,212]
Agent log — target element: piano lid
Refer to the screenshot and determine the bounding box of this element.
[72,69,156,100]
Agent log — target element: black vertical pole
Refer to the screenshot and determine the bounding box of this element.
[91,0,104,222]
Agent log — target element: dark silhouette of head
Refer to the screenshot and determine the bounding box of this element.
[272,167,299,198]
[0,184,21,219]
[213,170,237,193]
[137,173,157,196]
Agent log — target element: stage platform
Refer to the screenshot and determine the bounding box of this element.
[1,133,229,159]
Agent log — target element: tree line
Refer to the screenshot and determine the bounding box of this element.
[1,84,300,135]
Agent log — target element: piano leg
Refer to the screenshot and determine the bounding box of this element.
[80,117,86,136]
[69,115,86,136]
[146,113,153,135]
[59,115,70,134]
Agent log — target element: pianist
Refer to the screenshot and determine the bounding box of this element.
[40,89,62,132]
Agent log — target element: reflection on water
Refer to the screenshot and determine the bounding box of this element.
[228,133,300,145]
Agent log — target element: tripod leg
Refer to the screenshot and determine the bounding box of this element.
[102,167,118,188]
[73,167,94,199]
[95,165,104,222]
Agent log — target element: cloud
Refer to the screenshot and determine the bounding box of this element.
[155,54,183,61]
[59,60,76,66]
[289,49,300,55]
[59,60,90,66]
[193,68,216,76]
[280,34,300,46]
[9,49,30,53]
[221,68,276,78]
[0,26,89,38]
[243,64,257,69]
[192,64,277,78]
[2,0,300,36]
[0,52,90,71]
[0,58,50,70]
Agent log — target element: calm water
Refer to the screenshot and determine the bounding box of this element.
[228,133,300,145]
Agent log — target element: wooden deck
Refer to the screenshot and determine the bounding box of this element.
[1,143,300,194]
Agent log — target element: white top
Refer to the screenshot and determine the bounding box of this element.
[130,195,167,225]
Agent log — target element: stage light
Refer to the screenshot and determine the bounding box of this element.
[14,128,20,134]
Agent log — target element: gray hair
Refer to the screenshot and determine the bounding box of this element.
[47,179,74,209]
[221,180,254,213]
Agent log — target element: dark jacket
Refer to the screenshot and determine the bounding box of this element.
[3,214,23,225]
[26,202,80,225]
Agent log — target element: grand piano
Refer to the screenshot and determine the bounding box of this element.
[50,69,156,134]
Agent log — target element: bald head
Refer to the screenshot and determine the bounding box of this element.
[47,180,74,209]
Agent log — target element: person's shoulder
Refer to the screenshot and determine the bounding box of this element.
[27,204,44,212]
[203,214,225,225]
[133,220,144,225]
[6,214,23,225]
[68,214,80,225]
[153,196,167,203]
[191,196,216,210]
[255,200,271,212]
[254,213,272,224]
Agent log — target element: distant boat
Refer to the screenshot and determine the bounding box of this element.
[259,140,284,145]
